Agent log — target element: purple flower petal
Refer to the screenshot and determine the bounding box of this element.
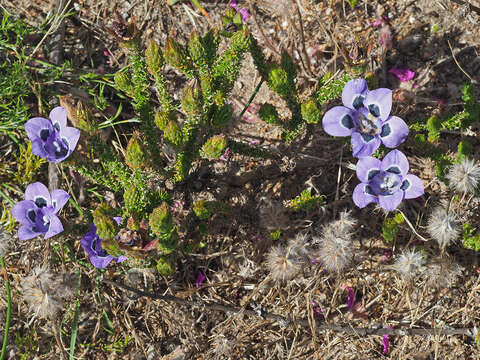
[31,139,49,159]
[379,116,409,148]
[60,126,81,155]
[43,133,70,162]
[364,88,392,121]
[25,182,51,207]
[51,189,70,213]
[322,106,356,136]
[342,79,368,110]
[378,191,403,211]
[18,225,42,240]
[25,117,53,143]
[44,214,64,239]
[229,0,237,7]
[196,270,206,288]
[388,68,415,82]
[351,132,381,157]
[90,254,115,269]
[353,183,377,208]
[344,286,355,309]
[49,106,67,131]
[401,174,424,199]
[239,8,249,22]
[115,255,128,263]
[380,150,409,177]
[356,156,382,183]
[113,217,123,226]
[382,325,393,355]
[12,200,37,226]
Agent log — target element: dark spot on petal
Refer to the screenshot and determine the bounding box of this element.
[40,128,50,141]
[365,185,375,196]
[361,133,375,143]
[54,140,69,159]
[52,200,57,209]
[341,114,354,129]
[352,95,364,109]
[34,197,47,208]
[27,209,36,223]
[380,123,391,138]
[368,104,380,117]
[367,169,380,181]
[400,179,410,191]
[31,226,39,232]
[386,166,401,174]
[53,122,60,131]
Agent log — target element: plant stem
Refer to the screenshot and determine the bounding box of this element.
[238,79,263,120]
[0,257,11,360]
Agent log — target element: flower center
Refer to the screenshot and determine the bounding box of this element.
[370,171,401,195]
[357,112,380,136]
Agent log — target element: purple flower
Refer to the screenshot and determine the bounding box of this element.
[12,182,69,240]
[196,270,206,288]
[81,217,127,269]
[322,79,409,157]
[388,68,415,82]
[344,286,356,309]
[25,106,80,163]
[229,0,249,22]
[353,150,424,211]
[382,326,393,355]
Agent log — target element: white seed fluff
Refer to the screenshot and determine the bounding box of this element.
[446,158,480,194]
[393,249,425,280]
[426,206,461,249]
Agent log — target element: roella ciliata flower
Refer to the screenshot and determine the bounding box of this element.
[353,150,424,211]
[12,182,69,240]
[81,217,127,269]
[322,79,409,157]
[25,106,80,163]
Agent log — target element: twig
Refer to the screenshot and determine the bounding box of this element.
[294,0,313,76]
[397,209,429,242]
[448,0,480,15]
[104,280,474,337]
[447,40,477,84]
[239,79,264,120]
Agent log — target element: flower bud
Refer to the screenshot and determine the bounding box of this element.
[156,255,176,275]
[259,103,280,125]
[145,39,164,75]
[301,99,320,124]
[123,184,142,215]
[93,203,117,241]
[149,202,173,236]
[125,133,147,170]
[163,119,183,146]
[181,81,203,114]
[188,31,205,65]
[200,135,227,160]
[114,71,134,96]
[164,38,193,75]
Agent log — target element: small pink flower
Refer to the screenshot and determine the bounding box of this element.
[371,17,388,27]
[344,286,355,309]
[388,68,415,82]
[382,326,393,355]
[311,301,324,320]
[196,271,206,288]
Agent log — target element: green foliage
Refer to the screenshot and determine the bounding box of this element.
[259,103,281,125]
[164,37,195,78]
[316,73,352,105]
[462,223,480,251]
[382,213,404,243]
[457,140,472,162]
[425,115,441,142]
[144,39,164,75]
[301,99,321,124]
[269,229,281,240]
[289,190,324,212]
[149,203,173,236]
[123,183,147,217]
[92,203,118,241]
[200,135,227,160]
[13,142,46,186]
[434,155,453,182]
[345,0,359,8]
[125,133,147,170]
[156,255,177,275]
[193,200,213,220]
[181,81,203,114]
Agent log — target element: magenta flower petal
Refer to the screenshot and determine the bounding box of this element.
[342,79,368,110]
[356,156,382,183]
[51,189,70,213]
[25,182,51,207]
[49,106,67,130]
[388,68,415,82]
[239,8,249,22]
[344,287,355,309]
[379,116,409,148]
[401,174,424,199]
[196,270,206,288]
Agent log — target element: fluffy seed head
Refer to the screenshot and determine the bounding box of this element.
[392,249,425,280]
[288,233,311,262]
[446,158,480,194]
[266,245,301,282]
[425,257,462,289]
[426,206,461,249]
[327,210,357,237]
[20,266,75,320]
[315,228,354,273]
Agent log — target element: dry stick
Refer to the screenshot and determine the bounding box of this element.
[448,0,480,15]
[104,280,475,337]
[294,0,313,76]
[447,40,477,84]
